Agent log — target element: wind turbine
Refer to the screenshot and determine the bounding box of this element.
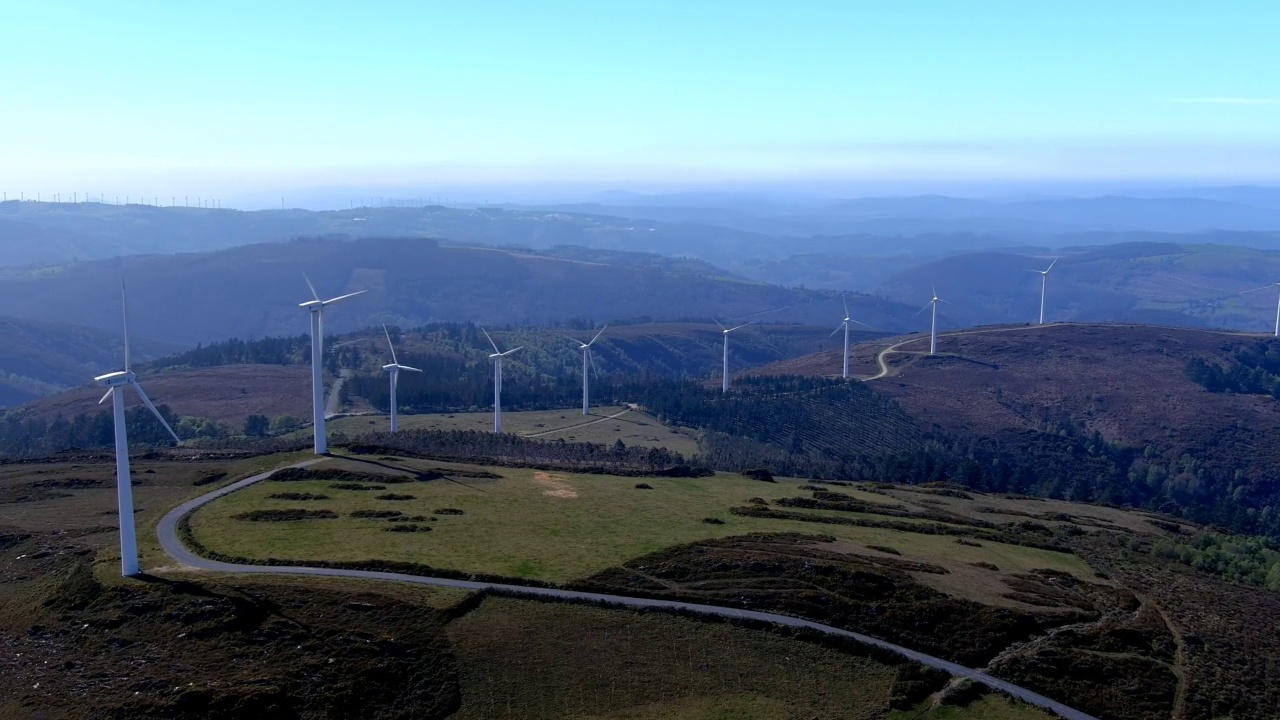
[381,324,421,432]
[1241,283,1280,336]
[566,326,607,415]
[481,327,523,432]
[299,274,366,454]
[918,286,948,355]
[717,320,751,393]
[94,283,181,577]
[829,295,869,379]
[1025,257,1059,325]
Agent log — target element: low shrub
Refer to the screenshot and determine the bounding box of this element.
[634,483,653,489]
[385,524,432,533]
[867,545,901,556]
[233,509,337,522]
[955,538,984,547]
[701,517,725,525]
[387,515,432,523]
[376,493,416,501]
[193,471,228,487]
[350,509,403,519]
[330,483,387,491]
[741,468,775,482]
[435,508,465,515]
[971,561,1000,571]
[267,492,330,501]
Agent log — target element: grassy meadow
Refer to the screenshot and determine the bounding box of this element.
[188,454,1097,597]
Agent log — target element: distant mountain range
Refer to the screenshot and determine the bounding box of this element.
[0,236,915,348]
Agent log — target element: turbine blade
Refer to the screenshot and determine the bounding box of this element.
[587,325,607,346]
[727,322,751,333]
[713,318,727,331]
[828,324,843,338]
[400,365,423,373]
[850,318,872,328]
[588,348,600,376]
[131,381,181,445]
[98,388,114,405]
[560,332,586,347]
[321,289,367,307]
[502,346,524,356]
[1046,256,1059,272]
[1240,284,1278,295]
[842,295,849,319]
[916,302,932,315]
[383,323,398,366]
[302,272,321,301]
[121,281,131,371]
[480,326,500,353]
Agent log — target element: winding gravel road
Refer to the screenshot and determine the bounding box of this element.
[156,462,1098,720]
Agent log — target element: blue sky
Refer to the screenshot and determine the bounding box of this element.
[2,1,1278,201]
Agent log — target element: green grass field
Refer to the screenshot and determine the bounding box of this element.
[327,405,703,457]
[189,455,1096,598]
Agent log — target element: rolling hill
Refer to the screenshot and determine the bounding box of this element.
[0,315,177,408]
[759,323,1280,537]
[0,236,918,347]
[873,240,1280,330]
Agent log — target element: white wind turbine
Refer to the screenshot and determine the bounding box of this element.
[1240,282,1280,336]
[918,286,948,355]
[566,325,607,415]
[829,295,869,379]
[482,327,523,432]
[1025,257,1059,325]
[94,283,181,577]
[381,324,422,432]
[717,320,751,393]
[299,274,366,454]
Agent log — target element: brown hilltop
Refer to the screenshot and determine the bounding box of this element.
[19,364,312,427]
[759,322,1280,469]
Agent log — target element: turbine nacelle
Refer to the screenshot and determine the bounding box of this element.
[94,370,135,387]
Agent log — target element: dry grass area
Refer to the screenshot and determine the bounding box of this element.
[327,406,703,457]
[763,323,1280,454]
[20,363,314,426]
[447,596,1053,720]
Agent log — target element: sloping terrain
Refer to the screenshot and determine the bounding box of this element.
[0,236,916,346]
[875,241,1280,330]
[0,315,177,408]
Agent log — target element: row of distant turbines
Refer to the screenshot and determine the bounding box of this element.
[88,253,1223,578]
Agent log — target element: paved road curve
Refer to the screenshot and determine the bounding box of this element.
[156,462,1099,720]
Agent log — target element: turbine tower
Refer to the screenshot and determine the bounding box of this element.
[829,295,869,379]
[1025,257,1059,325]
[918,286,947,355]
[1241,283,1280,336]
[94,283,181,577]
[717,320,750,393]
[567,326,607,415]
[381,324,421,432]
[482,327,523,432]
[299,275,365,454]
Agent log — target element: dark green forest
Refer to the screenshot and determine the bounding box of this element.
[1187,340,1280,396]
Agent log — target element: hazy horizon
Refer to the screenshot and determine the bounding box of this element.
[3,2,1279,207]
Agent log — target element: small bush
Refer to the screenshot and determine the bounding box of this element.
[385,524,432,533]
[747,497,768,505]
[867,545,901,556]
[971,561,1000,571]
[331,483,387,491]
[267,492,330,501]
[955,538,984,547]
[193,471,228,487]
[801,484,827,492]
[701,517,725,525]
[634,483,653,489]
[350,509,403,519]
[234,509,337,522]
[387,515,431,523]
[376,493,416,501]
[741,468,775,482]
[435,508,465,515]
